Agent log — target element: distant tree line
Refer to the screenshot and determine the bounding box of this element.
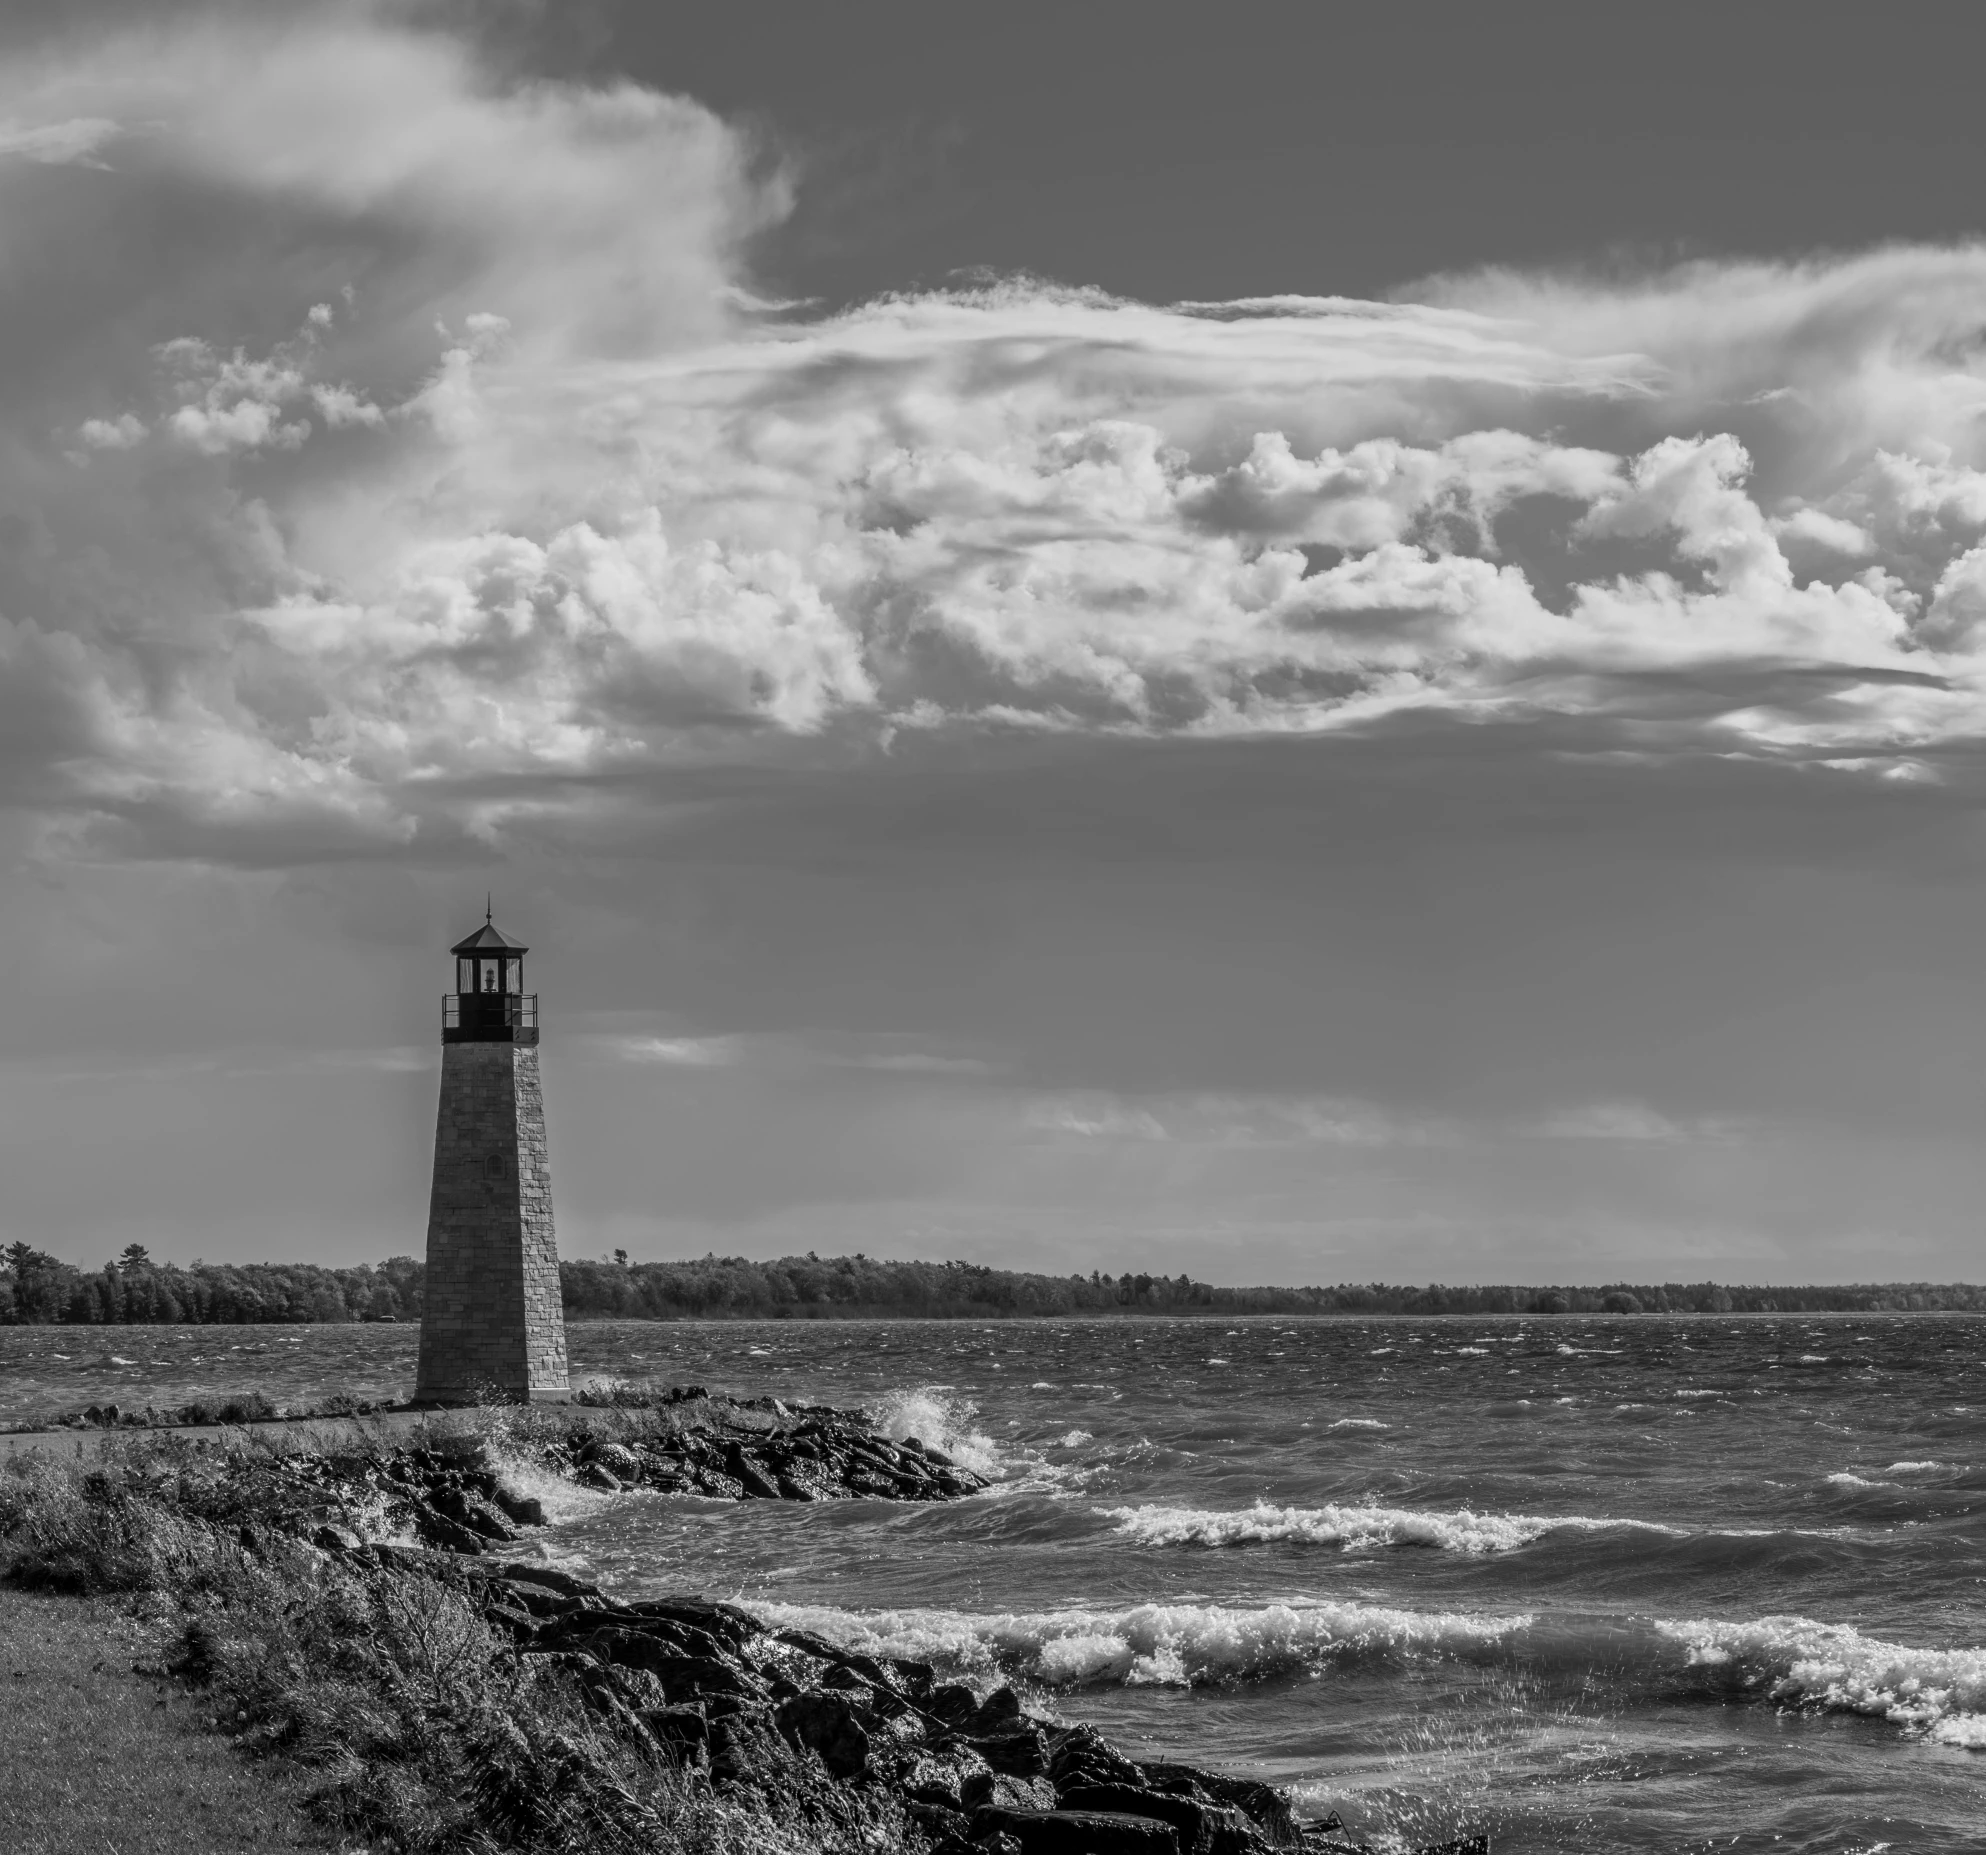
[555,1256,1986,1319]
[4,1243,1985,1325]
[0,1243,423,1326]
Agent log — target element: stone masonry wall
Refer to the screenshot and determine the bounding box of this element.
[415,1040,571,1403]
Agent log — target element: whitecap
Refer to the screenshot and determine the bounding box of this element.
[1103,1500,1678,1555]
[1886,1460,1946,1474]
[1326,1418,1389,1431]
[1056,1430,1093,1448]
[1659,1613,1986,1741]
[749,1595,1530,1689]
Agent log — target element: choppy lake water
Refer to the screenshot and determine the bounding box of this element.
[5,1313,1985,1852]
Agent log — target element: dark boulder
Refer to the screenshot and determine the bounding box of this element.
[926,1682,982,1728]
[493,1561,598,1599]
[969,1686,1024,1733]
[774,1690,871,1779]
[1141,1764,1301,1848]
[1060,1783,1261,1855]
[971,1806,1182,1853]
[488,1487,547,1526]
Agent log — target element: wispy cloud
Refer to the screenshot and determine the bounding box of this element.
[0,116,119,166]
[589,1030,993,1076]
[608,1035,745,1068]
[1023,1093,1452,1147]
[1529,1103,1747,1143]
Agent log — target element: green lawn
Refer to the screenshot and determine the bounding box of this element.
[0,1587,348,1855]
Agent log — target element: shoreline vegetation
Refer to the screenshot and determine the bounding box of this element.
[4,1242,1985,1326]
[0,1391,1475,1855]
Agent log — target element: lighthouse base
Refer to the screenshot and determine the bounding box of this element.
[414,1040,570,1404]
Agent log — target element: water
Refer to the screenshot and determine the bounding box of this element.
[5,1313,1985,1850]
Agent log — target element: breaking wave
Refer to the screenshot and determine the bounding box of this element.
[868,1386,1002,1477]
[1660,1614,1986,1745]
[748,1596,1530,1689]
[1101,1500,1677,1554]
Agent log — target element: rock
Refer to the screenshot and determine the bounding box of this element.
[494,1561,599,1599]
[430,1486,519,1541]
[1141,1764,1300,1848]
[625,1597,761,1654]
[774,1690,872,1779]
[969,1686,1024,1733]
[1412,1841,1488,1855]
[901,1746,993,1809]
[926,1682,983,1729]
[977,1725,1051,1777]
[577,1463,622,1492]
[572,1624,721,1675]
[907,1799,969,1843]
[411,1507,489,1555]
[584,1441,642,1478]
[726,1450,782,1500]
[640,1703,710,1763]
[963,1771,1058,1813]
[633,1653,762,1704]
[1047,1725,1146,1793]
[489,1487,548,1527]
[312,1523,362,1552]
[1060,1784,1259,1855]
[971,1806,1182,1854]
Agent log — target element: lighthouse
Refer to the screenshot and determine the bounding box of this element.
[413,908,571,1404]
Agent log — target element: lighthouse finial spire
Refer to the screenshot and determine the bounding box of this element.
[486,893,492,924]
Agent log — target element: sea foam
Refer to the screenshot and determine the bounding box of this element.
[749,1596,1529,1689]
[1102,1500,1675,1554]
[1659,1614,1986,1743]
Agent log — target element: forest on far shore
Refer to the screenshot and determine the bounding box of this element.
[2,1242,1984,1325]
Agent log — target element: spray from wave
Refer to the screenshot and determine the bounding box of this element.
[868,1386,1002,1477]
[749,1596,1530,1689]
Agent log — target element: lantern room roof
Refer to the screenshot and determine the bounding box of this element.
[451,917,527,957]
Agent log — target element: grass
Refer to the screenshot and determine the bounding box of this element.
[0,1585,348,1854]
[0,1421,911,1855]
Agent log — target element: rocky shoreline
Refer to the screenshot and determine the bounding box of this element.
[2,1388,1486,1855]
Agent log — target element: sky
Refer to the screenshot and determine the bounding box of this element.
[6,0,1986,1285]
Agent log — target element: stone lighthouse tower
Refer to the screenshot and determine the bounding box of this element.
[414,908,570,1404]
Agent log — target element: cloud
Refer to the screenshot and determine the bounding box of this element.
[608,1035,743,1068]
[1023,1093,1448,1147]
[1529,1103,1744,1143]
[592,1030,993,1076]
[8,13,1986,866]
[0,115,119,166]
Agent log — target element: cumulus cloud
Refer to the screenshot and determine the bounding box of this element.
[8,11,1986,866]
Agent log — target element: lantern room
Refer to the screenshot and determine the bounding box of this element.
[443,907,538,1043]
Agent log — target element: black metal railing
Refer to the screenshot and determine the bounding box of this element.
[443,992,538,1032]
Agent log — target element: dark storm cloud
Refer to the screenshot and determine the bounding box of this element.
[8,3,1986,1278]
